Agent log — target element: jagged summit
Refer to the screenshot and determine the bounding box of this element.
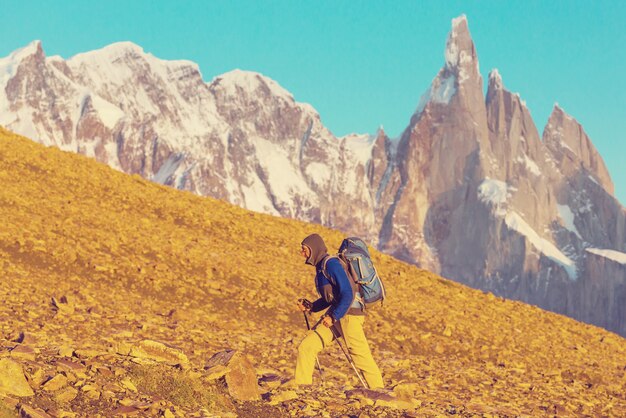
[68,41,199,71]
[488,68,504,90]
[0,40,44,85]
[544,102,614,193]
[210,69,295,102]
[444,14,479,83]
[9,40,43,60]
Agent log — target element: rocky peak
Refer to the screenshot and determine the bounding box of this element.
[544,104,614,194]
[209,69,295,104]
[444,15,480,85]
[0,41,45,85]
[6,40,44,63]
[487,69,504,92]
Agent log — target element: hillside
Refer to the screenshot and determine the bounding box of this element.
[0,126,624,417]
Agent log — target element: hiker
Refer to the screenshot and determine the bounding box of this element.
[294,233,384,388]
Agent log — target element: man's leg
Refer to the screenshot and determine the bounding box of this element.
[294,324,333,385]
[341,315,384,389]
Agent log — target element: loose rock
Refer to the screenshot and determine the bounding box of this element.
[0,358,34,397]
[129,340,189,368]
[204,350,260,401]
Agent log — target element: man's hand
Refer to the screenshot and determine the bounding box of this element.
[297,298,312,313]
[322,315,334,328]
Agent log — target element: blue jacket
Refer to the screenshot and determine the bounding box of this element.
[311,257,361,321]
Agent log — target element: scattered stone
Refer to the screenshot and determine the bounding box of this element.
[120,377,138,393]
[111,405,140,416]
[10,344,37,361]
[0,358,34,397]
[51,296,75,315]
[115,342,133,356]
[55,386,78,403]
[43,374,68,392]
[1,396,19,410]
[96,366,113,377]
[129,340,189,368]
[74,349,103,359]
[58,345,75,357]
[258,373,282,389]
[269,390,298,405]
[204,350,260,401]
[55,358,85,372]
[84,389,101,400]
[19,405,52,418]
[163,409,175,418]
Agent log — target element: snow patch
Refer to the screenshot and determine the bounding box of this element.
[478,178,511,207]
[489,69,503,89]
[586,248,626,265]
[212,69,294,103]
[505,212,578,280]
[305,162,331,188]
[415,74,456,115]
[104,141,123,171]
[516,153,541,176]
[341,133,375,166]
[89,94,124,129]
[152,154,185,184]
[241,178,279,216]
[557,204,582,239]
[253,137,315,216]
[587,175,599,186]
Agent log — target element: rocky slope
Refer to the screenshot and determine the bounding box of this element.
[1,16,625,337]
[1,127,626,417]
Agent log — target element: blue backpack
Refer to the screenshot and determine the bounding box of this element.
[323,237,386,307]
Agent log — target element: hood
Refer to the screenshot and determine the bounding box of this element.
[301,233,328,266]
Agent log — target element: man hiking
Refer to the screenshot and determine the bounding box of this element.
[294,233,384,388]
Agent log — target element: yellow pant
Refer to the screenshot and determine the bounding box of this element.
[295,315,384,388]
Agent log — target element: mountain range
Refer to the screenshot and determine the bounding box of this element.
[0,15,624,337]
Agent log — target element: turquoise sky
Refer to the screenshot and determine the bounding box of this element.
[1,1,625,204]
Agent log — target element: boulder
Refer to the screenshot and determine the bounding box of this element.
[129,340,189,368]
[43,374,68,392]
[204,350,260,401]
[55,386,78,403]
[0,358,34,397]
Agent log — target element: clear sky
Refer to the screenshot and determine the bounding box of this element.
[1,1,625,204]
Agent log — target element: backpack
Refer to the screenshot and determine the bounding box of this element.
[322,237,386,307]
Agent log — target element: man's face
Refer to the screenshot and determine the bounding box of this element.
[300,245,311,260]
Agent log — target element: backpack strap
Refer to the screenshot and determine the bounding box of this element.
[322,255,364,310]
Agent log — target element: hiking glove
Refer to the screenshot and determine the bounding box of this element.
[297,298,312,313]
[321,314,335,328]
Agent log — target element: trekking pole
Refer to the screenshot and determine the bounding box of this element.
[303,311,324,383]
[328,323,369,389]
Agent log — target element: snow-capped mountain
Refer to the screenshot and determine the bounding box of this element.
[1,16,624,336]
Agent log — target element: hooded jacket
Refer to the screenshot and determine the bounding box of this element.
[301,234,364,321]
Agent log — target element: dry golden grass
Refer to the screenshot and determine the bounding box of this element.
[0,126,625,417]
